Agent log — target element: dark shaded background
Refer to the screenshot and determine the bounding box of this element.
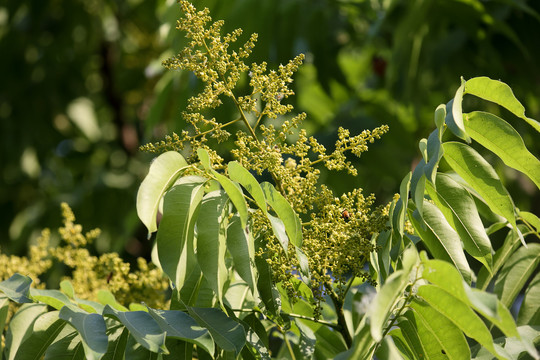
[1,0,539,264]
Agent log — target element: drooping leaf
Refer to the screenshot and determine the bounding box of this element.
[196,190,229,305]
[146,307,214,355]
[424,129,444,185]
[254,235,281,318]
[228,161,267,214]
[266,213,288,254]
[464,111,540,189]
[137,151,189,234]
[464,76,540,133]
[410,159,426,218]
[226,214,257,295]
[15,311,67,360]
[425,173,492,261]
[0,273,33,303]
[58,304,108,360]
[4,303,47,360]
[442,141,522,245]
[519,210,540,233]
[417,285,503,359]
[103,305,168,354]
[409,201,472,283]
[157,181,206,287]
[409,300,471,359]
[187,306,246,356]
[494,243,540,309]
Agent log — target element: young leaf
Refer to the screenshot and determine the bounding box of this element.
[494,243,540,309]
[464,76,540,133]
[425,173,492,259]
[157,181,206,287]
[4,303,47,360]
[442,141,522,245]
[103,305,168,354]
[186,306,246,356]
[445,78,471,142]
[59,304,108,360]
[409,201,472,283]
[30,288,72,310]
[226,214,257,295]
[0,273,33,303]
[392,172,411,240]
[137,151,189,234]
[464,111,540,189]
[146,307,214,355]
[424,129,444,185]
[196,190,229,305]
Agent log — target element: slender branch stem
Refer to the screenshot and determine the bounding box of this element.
[281,327,297,360]
[325,283,352,348]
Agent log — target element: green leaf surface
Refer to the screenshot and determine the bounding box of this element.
[59,304,108,360]
[464,76,540,133]
[494,243,540,309]
[97,290,128,312]
[254,235,281,318]
[442,141,521,243]
[146,307,214,355]
[0,296,9,355]
[44,330,85,360]
[15,311,66,360]
[197,148,211,169]
[393,172,411,239]
[102,327,130,360]
[410,201,472,283]
[425,173,492,259]
[446,78,471,142]
[517,271,540,326]
[187,306,246,355]
[391,317,423,360]
[5,303,47,360]
[369,248,418,341]
[417,285,503,359]
[261,182,302,248]
[410,159,426,218]
[226,214,257,295]
[0,273,33,303]
[464,111,540,189]
[213,171,249,228]
[102,305,168,354]
[409,301,471,360]
[197,190,229,304]
[227,161,267,213]
[519,210,540,233]
[30,288,72,310]
[157,181,205,287]
[137,151,189,234]
[424,129,444,185]
[421,258,468,302]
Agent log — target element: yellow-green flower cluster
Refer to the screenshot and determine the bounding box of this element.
[141,0,390,309]
[1,203,169,309]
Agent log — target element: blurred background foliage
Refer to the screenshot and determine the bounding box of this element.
[1,0,539,264]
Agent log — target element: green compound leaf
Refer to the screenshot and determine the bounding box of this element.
[417,285,504,360]
[464,76,540,133]
[410,201,472,284]
[196,190,229,305]
[146,307,214,355]
[59,304,108,360]
[187,306,246,356]
[103,305,168,355]
[425,173,492,261]
[0,273,33,303]
[137,151,189,234]
[494,243,540,309]
[442,141,523,245]
[464,111,540,189]
[408,301,471,360]
[156,181,206,287]
[227,214,258,295]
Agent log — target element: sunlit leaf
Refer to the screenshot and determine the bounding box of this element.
[137,151,189,234]
[228,161,267,213]
[30,289,72,310]
[5,303,47,360]
[445,78,471,142]
[0,273,33,303]
[464,76,540,133]
[464,111,540,189]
